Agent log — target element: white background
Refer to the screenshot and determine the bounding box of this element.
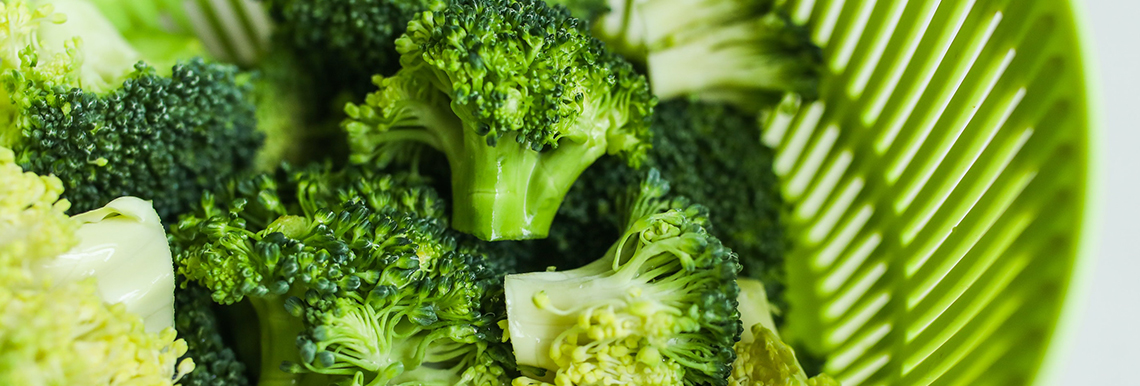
[1048,1,1140,385]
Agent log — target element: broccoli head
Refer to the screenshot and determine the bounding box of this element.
[343,0,656,241]
[0,0,261,218]
[505,170,742,386]
[171,163,514,386]
[730,324,840,386]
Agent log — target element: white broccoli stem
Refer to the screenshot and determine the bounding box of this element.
[32,197,175,333]
[736,278,779,342]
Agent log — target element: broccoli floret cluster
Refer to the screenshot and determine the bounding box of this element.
[0,0,261,218]
[518,99,787,308]
[171,163,514,385]
[344,0,656,241]
[505,171,743,386]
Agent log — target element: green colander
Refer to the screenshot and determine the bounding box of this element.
[763,0,1094,384]
[163,0,1096,384]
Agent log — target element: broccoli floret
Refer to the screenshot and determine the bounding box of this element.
[505,170,742,386]
[171,163,514,386]
[0,0,262,218]
[263,0,443,99]
[730,325,840,386]
[343,0,656,241]
[175,282,253,386]
[523,100,787,310]
[566,0,822,107]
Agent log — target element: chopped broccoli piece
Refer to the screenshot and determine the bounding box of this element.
[505,170,742,386]
[730,324,840,386]
[521,99,788,309]
[0,146,77,278]
[171,163,514,385]
[175,282,254,386]
[343,0,656,241]
[0,0,262,218]
[263,0,443,99]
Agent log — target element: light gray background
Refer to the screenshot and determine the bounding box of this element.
[1046,1,1140,385]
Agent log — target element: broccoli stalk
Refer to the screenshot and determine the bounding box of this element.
[505,171,742,386]
[344,0,656,241]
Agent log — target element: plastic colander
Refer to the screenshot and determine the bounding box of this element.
[148,0,1096,384]
[762,0,1093,385]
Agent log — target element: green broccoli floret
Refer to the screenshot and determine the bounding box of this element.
[175,282,253,386]
[523,100,787,309]
[263,0,443,99]
[0,0,262,218]
[343,0,656,241]
[505,170,742,386]
[561,0,821,107]
[171,163,513,386]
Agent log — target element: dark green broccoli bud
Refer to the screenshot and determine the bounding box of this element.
[3,58,261,218]
[343,0,657,241]
[175,281,254,386]
[578,0,822,107]
[0,0,261,218]
[506,170,742,386]
[542,0,610,23]
[171,163,514,386]
[262,0,443,99]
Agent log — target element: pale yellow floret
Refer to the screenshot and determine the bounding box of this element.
[0,279,192,386]
[729,324,840,386]
[0,146,77,282]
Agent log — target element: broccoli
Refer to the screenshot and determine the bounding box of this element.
[520,99,788,310]
[262,0,443,99]
[505,170,742,386]
[0,0,262,218]
[343,0,657,241]
[171,163,514,386]
[175,282,254,386]
[550,0,822,107]
[731,279,839,386]
[0,146,194,385]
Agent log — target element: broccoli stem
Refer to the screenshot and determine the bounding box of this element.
[449,133,606,241]
[248,295,325,386]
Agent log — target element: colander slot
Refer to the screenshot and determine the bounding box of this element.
[760,96,801,147]
[809,183,867,243]
[813,201,874,268]
[872,0,978,155]
[796,150,853,219]
[829,292,891,344]
[822,229,880,293]
[789,126,841,198]
[845,0,908,98]
[837,351,891,386]
[827,321,891,372]
[883,8,1005,184]
[932,331,1013,386]
[787,0,817,25]
[776,102,827,180]
[826,261,886,319]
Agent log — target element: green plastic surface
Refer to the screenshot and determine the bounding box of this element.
[765,0,1092,385]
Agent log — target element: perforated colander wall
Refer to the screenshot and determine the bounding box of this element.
[767,0,1090,385]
